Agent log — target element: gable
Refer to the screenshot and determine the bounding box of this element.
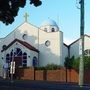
[1,22,39,50]
[1,39,39,53]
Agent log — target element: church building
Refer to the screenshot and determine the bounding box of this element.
[0,13,90,78]
[0,13,67,73]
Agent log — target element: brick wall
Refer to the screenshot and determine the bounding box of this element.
[35,70,45,80]
[18,68,78,83]
[67,69,79,83]
[17,68,90,84]
[47,70,61,81]
[47,68,66,82]
[84,69,90,84]
[60,68,66,82]
[18,67,34,80]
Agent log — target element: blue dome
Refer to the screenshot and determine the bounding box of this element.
[41,19,58,27]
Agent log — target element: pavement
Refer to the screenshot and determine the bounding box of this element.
[0,79,90,90]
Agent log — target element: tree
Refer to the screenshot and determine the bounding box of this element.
[64,56,74,69]
[72,57,79,71]
[0,0,42,25]
[65,56,90,71]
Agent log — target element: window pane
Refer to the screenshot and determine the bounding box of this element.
[33,56,38,67]
[23,52,27,59]
[23,64,27,67]
[23,60,27,63]
[23,56,27,59]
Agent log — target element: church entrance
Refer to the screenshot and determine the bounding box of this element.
[13,57,22,79]
[6,48,27,79]
[14,57,22,67]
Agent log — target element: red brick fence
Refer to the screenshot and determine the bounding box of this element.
[17,67,90,84]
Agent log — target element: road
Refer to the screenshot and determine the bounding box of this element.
[0,79,90,90]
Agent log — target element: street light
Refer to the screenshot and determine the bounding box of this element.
[79,0,84,86]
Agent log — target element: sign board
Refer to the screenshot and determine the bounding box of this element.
[10,61,15,74]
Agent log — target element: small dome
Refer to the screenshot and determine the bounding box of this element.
[41,19,58,27]
[40,19,59,32]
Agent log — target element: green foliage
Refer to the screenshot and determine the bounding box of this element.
[0,0,42,25]
[65,56,90,71]
[73,56,90,70]
[72,57,80,71]
[35,63,62,70]
[35,67,46,70]
[45,64,61,70]
[84,56,90,69]
[64,56,74,69]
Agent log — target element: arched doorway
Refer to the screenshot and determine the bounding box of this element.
[6,48,27,78]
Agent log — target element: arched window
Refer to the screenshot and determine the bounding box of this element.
[6,49,28,67]
[10,50,13,56]
[16,48,22,56]
[51,28,55,32]
[10,50,13,61]
[6,54,10,63]
[22,52,27,67]
[33,56,38,67]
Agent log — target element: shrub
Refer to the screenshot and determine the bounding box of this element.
[45,64,61,70]
[35,63,62,70]
[65,56,90,71]
[64,56,74,69]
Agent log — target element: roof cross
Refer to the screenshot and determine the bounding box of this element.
[24,13,29,22]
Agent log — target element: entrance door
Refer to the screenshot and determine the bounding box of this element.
[14,57,22,79]
[14,57,22,67]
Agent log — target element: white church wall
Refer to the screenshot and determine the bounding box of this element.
[0,31,15,66]
[1,31,15,48]
[62,44,68,65]
[0,27,18,70]
[0,38,5,74]
[0,51,7,77]
[0,51,5,67]
[70,35,90,59]
[84,36,90,50]
[0,38,4,51]
[39,29,63,66]
[59,31,63,65]
[69,40,80,58]
[0,22,39,54]
[16,22,39,49]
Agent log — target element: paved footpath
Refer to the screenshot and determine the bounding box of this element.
[0,79,90,90]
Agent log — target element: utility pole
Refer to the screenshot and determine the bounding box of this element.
[79,0,84,86]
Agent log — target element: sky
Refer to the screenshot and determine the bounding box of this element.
[0,0,90,45]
